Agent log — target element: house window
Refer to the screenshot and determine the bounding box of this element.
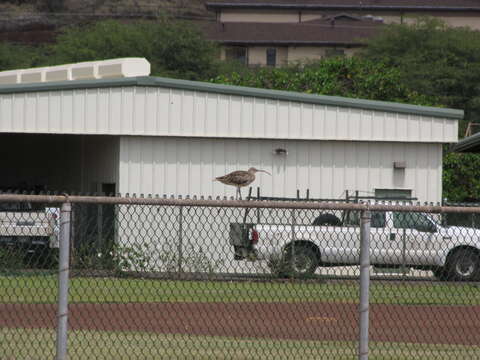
[325,48,345,58]
[266,48,277,67]
[225,46,247,64]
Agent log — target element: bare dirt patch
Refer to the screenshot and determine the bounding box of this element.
[1,302,479,345]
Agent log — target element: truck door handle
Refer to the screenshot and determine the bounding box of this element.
[389,233,396,241]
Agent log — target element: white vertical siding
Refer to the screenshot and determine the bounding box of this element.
[0,87,458,143]
[119,136,442,203]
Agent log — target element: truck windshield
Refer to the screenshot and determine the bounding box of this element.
[393,212,436,232]
[344,211,386,228]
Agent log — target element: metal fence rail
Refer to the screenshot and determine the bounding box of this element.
[0,194,479,359]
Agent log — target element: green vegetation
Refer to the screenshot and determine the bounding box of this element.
[212,57,437,106]
[1,328,479,360]
[361,18,480,132]
[45,19,219,80]
[443,152,480,202]
[0,274,478,305]
[0,42,41,71]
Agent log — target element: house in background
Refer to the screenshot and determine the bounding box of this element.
[204,14,383,66]
[205,0,480,66]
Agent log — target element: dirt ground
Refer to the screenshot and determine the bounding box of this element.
[1,302,479,345]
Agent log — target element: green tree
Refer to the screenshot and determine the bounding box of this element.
[212,57,437,106]
[443,151,480,202]
[361,17,480,134]
[0,42,40,71]
[46,19,219,80]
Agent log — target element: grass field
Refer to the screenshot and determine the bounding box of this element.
[2,328,479,360]
[2,273,479,359]
[0,273,479,305]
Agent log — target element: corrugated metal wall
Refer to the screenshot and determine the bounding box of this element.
[0,87,457,143]
[119,136,442,203]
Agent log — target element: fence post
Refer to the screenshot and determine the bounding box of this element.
[177,206,184,273]
[359,209,371,360]
[56,202,71,360]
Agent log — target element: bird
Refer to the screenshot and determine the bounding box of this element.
[214,167,271,199]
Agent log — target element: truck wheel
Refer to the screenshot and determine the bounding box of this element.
[282,245,319,277]
[312,213,342,226]
[432,267,447,281]
[444,249,480,281]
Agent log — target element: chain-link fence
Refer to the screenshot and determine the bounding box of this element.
[1,194,480,359]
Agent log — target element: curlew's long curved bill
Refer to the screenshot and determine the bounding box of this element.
[258,169,271,175]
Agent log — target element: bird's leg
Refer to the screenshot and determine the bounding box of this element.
[238,187,242,200]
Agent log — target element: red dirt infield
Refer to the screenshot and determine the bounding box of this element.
[1,302,479,345]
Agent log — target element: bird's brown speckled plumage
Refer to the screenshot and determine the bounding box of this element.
[215,167,271,199]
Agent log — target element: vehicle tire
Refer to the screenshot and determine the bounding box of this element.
[432,267,447,281]
[444,249,480,282]
[281,245,319,277]
[312,213,342,226]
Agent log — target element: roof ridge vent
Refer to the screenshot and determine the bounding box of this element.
[0,57,151,85]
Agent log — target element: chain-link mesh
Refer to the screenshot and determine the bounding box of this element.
[0,200,59,359]
[1,196,480,359]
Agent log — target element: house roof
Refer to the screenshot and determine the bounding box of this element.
[0,75,463,119]
[206,0,480,12]
[203,19,382,45]
[453,132,480,152]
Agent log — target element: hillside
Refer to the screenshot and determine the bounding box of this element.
[0,0,212,44]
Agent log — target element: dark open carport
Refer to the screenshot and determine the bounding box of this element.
[0,133,118,194]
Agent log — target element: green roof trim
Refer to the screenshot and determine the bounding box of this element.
[0,76,464,120]
[453,132,480,153]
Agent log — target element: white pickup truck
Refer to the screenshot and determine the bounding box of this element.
[0,202,60,263]
[229,210,480,281]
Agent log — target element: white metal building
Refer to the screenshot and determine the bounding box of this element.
[0,59,461,203]
[0,58,463,274]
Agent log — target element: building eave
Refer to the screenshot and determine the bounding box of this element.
[205,3,480,12]
[217,40,365,46]
[452,132,480,152]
